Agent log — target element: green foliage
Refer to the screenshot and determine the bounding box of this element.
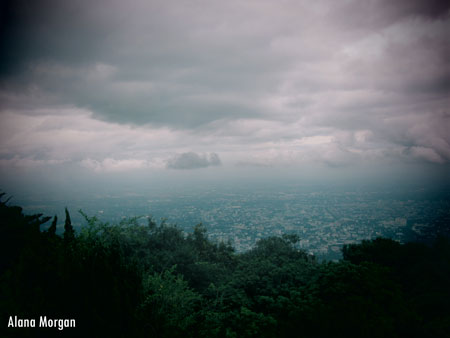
[138,266,201,337]
[343,236,450,338]
[0,196,141,338]
[1,194,449,338]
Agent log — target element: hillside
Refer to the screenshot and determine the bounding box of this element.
[1,194,449,338]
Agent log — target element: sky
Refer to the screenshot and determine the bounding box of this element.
[0,0,449,197]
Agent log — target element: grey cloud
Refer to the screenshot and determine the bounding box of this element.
[0,0,119,78]
[331,0,450,33]
[166,152,221,170]
[0,0,449,167]
[0,0,286,127]
[0,0,305,127]
[374,0,450,20]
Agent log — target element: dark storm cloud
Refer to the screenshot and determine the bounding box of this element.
[1,0,447,124]
[332,0,450,32]
[0,0,285,127]
[167,152,221,170]
[0,0,449,167]
[390,0,450,19]
[0,0,118,78]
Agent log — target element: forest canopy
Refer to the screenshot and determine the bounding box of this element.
[0,194,449,338]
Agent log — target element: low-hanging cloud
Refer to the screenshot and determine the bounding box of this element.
[166,152,221,170]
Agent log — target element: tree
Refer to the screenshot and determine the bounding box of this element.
[138,267,202,337]
[64,207,75,241]
[48,215,57,235]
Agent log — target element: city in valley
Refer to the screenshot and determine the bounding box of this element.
[18,184,450,260]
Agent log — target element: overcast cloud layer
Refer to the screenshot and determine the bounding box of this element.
[0,0,449,179]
